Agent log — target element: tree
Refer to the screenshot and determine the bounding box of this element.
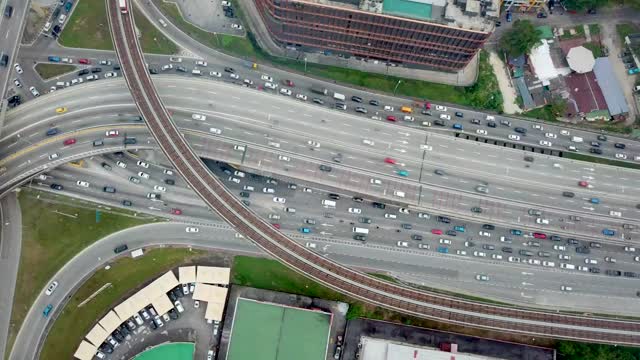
[499,20,542,57]
[562,0,608,10]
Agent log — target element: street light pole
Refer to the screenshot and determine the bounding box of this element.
[393,80,403,95]
[304,57,307,72]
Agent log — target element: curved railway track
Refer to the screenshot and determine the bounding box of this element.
[107,0,640,345]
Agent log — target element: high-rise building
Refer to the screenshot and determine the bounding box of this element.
[253,0,499,72]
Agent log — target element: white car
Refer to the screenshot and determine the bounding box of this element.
[192,113,206,121]
[133,314,144,325]
[473,251,487,257]
[560,130,570,136]
[261,74,273,82]
[615,153,627,159]
[61,58,72,64]
[163,169,174,175]
[491,254,502,260]
[186,227,199,233]
[99,60,112,65]
[162,64,173,71]
[370,178,382,185]
[417,212,430,219]
[362,139,375,146]
[478,231,490,237]
[138,171,150,179]
[154,185,167,192]
[348,208,362,214]
[234,171,245,177]
[399,208,410,214]
[545,132,557,139]
[397,241,409,248]
[439,238,452,245]
[476,129,487,135]
[13,78,21,87]
[231,23,243,30]
[170,57,183,63]
[86,74,99,81]
[264,82,277,89]
[553,245,567,251]
[527,258,541,265]
[383,105,394,111]
[435,105,447,111]
[104,72,117,78]
[560,285,572,291]
[137,160,149,168]
[58,14,67,23]
[116,161,127,168]
[280,88,292,96]
[76,180,90,187]
[229,73,240,79]
[158,18,167,27]
[307,140,320,148]
[532,124,543,130]
[70,78,83,85]
[45,281,59,295]
[273,197,286,204]
[174,300,185,313]
[43,21,52,32]
[209,127,222,134]
[542,261,555,267]
[624,246,636,252]
[508,256,521,263]
[195,60,207,67]
[106,129,119,137]
[243,79,254,86]
[439,114,451,120]
[278,155,290,161]
[536,218,549,225]
[209,71,221,77]
[295,94,307,101]
[305,242,317,249]
[539,140,552,147]
[475,274,489,281]
[558,254,570,260]
[584,258,598,264]
[29,86,40,97]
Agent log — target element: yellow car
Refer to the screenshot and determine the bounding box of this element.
[55,107,67,114]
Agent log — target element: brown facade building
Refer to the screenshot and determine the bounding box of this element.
[253,0,499,72]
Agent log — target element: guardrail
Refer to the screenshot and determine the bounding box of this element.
[106,0,640,346]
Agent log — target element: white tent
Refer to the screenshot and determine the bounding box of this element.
[529,39,558,83]
[567,46,595,74]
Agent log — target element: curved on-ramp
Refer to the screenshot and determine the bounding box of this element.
[106,0,640,346]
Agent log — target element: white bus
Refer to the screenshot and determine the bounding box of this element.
[119,0,128,13]
[352,227,369,234]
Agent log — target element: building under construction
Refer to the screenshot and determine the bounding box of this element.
[253,0,500,72]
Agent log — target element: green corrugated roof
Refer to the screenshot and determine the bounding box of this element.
[585,109,610,119]
[383,0,432,20]
[537,25,554,40]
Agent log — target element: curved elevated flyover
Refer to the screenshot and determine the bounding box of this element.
[107,0,640,346]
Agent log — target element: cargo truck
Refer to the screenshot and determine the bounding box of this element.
[311,85,328,96]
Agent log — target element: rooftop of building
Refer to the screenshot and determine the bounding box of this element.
[302,0,498,32]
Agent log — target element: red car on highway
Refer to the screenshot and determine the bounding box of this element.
[78,58,91,64]
[578,181,589,187]
[63,138,76,146]
[282,79,294,87]
[431,229,443,235]
[171,208,182,215]
[386,115,397,122]
[272,223,281,229]
[425,102,431,110]
[384,157,396,164]
[533,232,547,239]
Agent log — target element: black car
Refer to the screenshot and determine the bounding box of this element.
[118,324,130,336]
[606,270,622,277]
[437,216,451,223]
[112,330,124,342]
[168,291,177,303]
[239,191,250,198]
[224,67,234,73]
[165,179,175,185]
[372,202,385,209]
[470,118,481,125]
[91,67,102,73]
[421,110,431,116]
[100,343,114,354]
[401,223,412,229]
[113,64,121,70]
[597,134,607,141]
[358,217,371,224]
[312,98,324,105]
[124,137,137,144]
[176,66,187,72]
[4,5,13,17]
[101,162,112,170]
[355,107,367,114]
[487,121,497,128]
[575,246,590,254]
[446,230,457,236]
[78,69,89,76]
[353,197,364,202]
[454,111,463,117]
[122,200,132,206]
[550,235,562,241]
[590,148,603,154]
[0,54,8,67]
[369,99,379,106]
[614,143,626,149]
[50,183,64,190]
[241,200,250,206]
[52,24,61,34]
[482,244,495,250]
[434,119,446,126]
[590,141,600,147]
[562,191,575,198]
[351,95,363,103]
[514,127,527,134]
[470,207,483,213]
[149,320,158,330]
[353,234,366,241]
[328,193,340,200]
[501,247,513,253]
[168,309,179,320]
[149,68,158,74]
[482,224,495,230]
[589,241,602,248]
[114,244,128,253]
[566,238,579,245]
[589,267,600,274]
[411,234,423,241]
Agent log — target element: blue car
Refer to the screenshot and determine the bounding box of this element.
[452,123,463,130]
[510,229,523,236]
[46,128,59,136]
[437,246,449,254]
[298,227,311,234]
[396,170,408,177]
[602,229,615,236]
[454,226,466,232]
[43,304,53,317]
[506,10,512,22]
[590,198,600,204]
[64,1,73,12]
[47,56,60,62]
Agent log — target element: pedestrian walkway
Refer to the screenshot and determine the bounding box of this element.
[488,51,522,114]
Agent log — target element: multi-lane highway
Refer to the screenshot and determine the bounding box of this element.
[1,79,638,243]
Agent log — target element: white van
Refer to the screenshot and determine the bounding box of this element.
[486,115,495,121]
[570,136,583,143]
[322,199,336,208]
[285,207,296,213]
[352,227,369,234]
[243,185,255,191]
[384,213,397,219]
[191,69,202,75]
[393,190,405,198]
[560,263,575,270]
[333,92,346,101]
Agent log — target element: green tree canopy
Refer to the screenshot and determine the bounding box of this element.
[500,20,542,57]
[562,0,608,10]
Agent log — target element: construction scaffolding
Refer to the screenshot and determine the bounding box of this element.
[501,0,546,11]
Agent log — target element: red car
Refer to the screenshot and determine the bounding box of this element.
[63,138,76,146]
[105,130,119,137]
[431,229,443,235]
[171,208,182,215]
[272,223,281,229]
[578,181,588,187]
[386,115,397,122]
[78,58,91,64]
[425,102,431,110]
[533,232,547,239]
[282,79,294,87]
[384,157,396,164]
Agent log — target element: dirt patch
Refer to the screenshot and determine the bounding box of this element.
[21,3,51,45]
